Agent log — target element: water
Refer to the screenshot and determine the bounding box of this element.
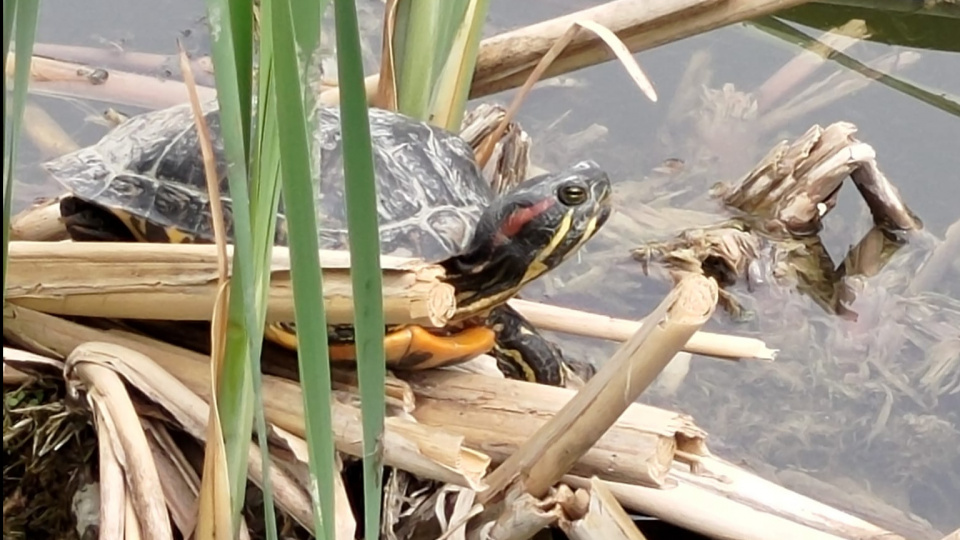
[11,0,960,535]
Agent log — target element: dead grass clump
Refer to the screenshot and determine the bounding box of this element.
[3,376,98,540]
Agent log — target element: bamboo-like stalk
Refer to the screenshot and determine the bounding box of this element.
[2,304,491,489]
[479,274,718,504]
[468,0,809,98]
[563,452,907,540]
[403,370,706,488]
[509,298,776,361]
[5,240,456,327]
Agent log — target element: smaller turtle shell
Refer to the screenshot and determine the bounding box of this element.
[44,100,496,263]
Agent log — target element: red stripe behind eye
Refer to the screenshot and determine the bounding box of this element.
[498,198,556,241]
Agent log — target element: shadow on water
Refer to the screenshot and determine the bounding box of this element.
[11,0,960,535]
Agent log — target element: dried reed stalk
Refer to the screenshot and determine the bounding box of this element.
[563,452,906,540]
[558,477,647,540]
[466,486,574,540]
[509,297,776,361]
[2,305,491,489]
[4,52,217,109]
[9,198,70,242]
[66,342,174,540]
[403,370,706,488]
[5,240,456,327]
[469,0,808,97]
[479,274,718,505]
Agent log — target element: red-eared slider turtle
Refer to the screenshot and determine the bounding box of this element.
[43,101,612,386]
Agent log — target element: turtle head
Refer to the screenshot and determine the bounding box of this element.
[444,159,612,315]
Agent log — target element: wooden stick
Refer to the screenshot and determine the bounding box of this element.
[480,275,718,504]
[404,370,706,488]
[509,298,776,361]
[2,305,491,489]
[5,241,456,328]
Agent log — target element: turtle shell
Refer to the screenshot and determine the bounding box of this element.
[43,100,495,263]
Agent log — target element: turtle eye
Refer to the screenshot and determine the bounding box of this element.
[558,183,588,206]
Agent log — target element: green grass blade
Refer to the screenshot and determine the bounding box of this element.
[333,0,387,535]
[267,0,337,537]
[202,0,269,529]
[3,0,40,304]
[427,0,490,131]
[393,0,469,119]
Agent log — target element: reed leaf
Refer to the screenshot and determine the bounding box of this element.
[201,0,277,531]
[266,0,338,537]
[425,0,490,131]
[392,0,473,120]
[333,0,388,535]
[3,0,40,303]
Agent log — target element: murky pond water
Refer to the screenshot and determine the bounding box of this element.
[12,0,960,536]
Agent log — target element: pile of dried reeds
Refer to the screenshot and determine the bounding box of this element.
[3,0,940,538]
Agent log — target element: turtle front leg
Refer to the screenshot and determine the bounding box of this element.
[486,304,593,387]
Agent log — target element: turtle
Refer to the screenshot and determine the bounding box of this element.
[42,100,613,386]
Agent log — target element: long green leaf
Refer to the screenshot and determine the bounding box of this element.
[393,0,470,119]
[3,0,40,304]
[333,0,387,535]
[267,0,337,538]
[427,0,490,130]
[202,0,268,530]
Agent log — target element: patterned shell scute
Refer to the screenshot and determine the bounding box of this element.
[44,101,494,263]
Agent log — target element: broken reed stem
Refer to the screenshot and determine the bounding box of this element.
[2,304,490,490]
[480,274,719,504]
[558,477,646,540]
[9,198,70,242]
[563,451,905,540]
[4,53,218,110]
[509,298,776,361]
[5,241,456,328]
[404,370,707,488]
